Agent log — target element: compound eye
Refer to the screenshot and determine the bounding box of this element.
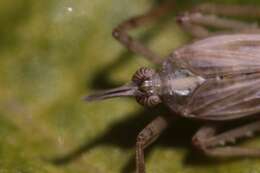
[136,95,161,107]
[132,67,156,85]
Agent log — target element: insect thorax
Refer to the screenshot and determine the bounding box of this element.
[158,59,205,112]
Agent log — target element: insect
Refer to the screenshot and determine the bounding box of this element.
[85,2,260,173]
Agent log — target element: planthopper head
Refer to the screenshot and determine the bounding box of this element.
[85,67,162,107]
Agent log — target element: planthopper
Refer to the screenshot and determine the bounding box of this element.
[85,2,260,173]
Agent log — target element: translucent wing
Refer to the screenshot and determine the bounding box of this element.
[165,34,260,120]
[184,73,260,120]
[173,34,260,77]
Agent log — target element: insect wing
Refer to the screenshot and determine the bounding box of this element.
[184,73,260,120]
[173,34,260,77]
[168,34,260,120]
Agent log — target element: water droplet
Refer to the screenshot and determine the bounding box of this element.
[67,7,73,12]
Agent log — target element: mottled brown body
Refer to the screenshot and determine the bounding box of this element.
[162,34,260,120]
[85,2,260,173]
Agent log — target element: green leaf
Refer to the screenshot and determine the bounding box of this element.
[1,0,260,173]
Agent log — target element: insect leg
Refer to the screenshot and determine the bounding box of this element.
[194,3,260,18]
[193,120,260,157]
[176,12,259,38]
[136,115,174,173]
[112,2,175,64]
[176,13,211,38]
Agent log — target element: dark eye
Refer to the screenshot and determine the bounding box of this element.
[136,95,161,107]
[132,67,156,85]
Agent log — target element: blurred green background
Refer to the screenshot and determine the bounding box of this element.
[2,0,260,173]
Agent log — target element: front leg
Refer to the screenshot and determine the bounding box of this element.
[193,120,260,157]
[113,1,175,64]
[136,115,174,173]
